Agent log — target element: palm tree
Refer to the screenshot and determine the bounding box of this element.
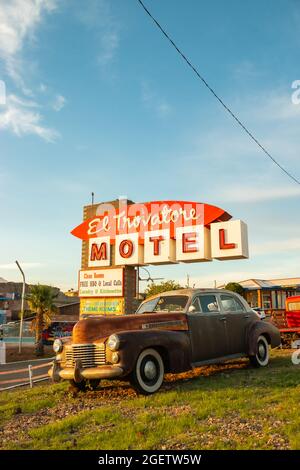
[27,285,57,356]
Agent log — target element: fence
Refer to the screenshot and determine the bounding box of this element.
[0,359,53,391]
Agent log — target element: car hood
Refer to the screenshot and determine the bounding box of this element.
[72,312,188,344]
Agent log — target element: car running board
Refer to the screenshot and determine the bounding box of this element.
[191,352,248,368]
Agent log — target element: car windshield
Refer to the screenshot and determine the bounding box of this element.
[287,301,300,311]
[136,295,189,314]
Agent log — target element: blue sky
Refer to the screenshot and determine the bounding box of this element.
[0,0,300,291]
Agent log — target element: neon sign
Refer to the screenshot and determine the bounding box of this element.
[71,201,249,266]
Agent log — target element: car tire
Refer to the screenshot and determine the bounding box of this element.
[69,379,101,391]
[249,335,270,367]
[130,348,164,395]
[86,379,101,391]
[69,379,87,391]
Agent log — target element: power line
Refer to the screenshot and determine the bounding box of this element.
[137,0,300,186]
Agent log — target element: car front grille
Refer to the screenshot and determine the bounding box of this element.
[65,343,106,368]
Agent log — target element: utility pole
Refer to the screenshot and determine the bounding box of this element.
[15,261,25,354]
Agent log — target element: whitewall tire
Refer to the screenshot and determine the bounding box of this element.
[250,335,270,367]
[130,348,164,395]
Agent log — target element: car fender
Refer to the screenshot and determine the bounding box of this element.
[246,320,281,356]
[113,329,191,375]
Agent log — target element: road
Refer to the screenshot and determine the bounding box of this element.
[0,358,53,391]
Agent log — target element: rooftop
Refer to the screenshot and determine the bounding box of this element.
[218,278,300,290]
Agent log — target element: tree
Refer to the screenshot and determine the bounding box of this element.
[224,282,245,296]
[27,285,57,356]
[145,280,183,298]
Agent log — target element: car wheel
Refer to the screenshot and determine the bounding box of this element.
[130,348,164,395]
[69,379,87,391]
[249,335,270,367]
[86,379,101,390]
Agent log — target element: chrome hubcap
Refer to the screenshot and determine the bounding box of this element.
[144,360,157,380]
[258,343,265,358]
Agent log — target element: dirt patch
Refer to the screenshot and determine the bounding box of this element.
[5,345,54,363]
[0,383,138,448]
[160,414,290,450]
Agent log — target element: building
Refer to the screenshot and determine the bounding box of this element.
[0,278,79,323]
[0,280,30,322]
[64,289,79,297]
[53,292,80,322]
[219,278,300,310]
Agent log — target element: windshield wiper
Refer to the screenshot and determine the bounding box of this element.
[136,310,155,315]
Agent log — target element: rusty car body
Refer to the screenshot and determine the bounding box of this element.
[49,289,281,394]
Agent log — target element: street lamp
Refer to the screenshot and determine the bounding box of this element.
[136,267,164,298]
[15,261,25,354]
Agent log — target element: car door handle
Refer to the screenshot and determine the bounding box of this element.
[243,315,250,319]
[219,317,227,322]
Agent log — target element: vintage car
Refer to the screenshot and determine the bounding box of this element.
[49,289,281,394]
[286,295,300,328]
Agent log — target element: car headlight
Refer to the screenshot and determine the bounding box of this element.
[53,339,63,353]
[107,334,120,351]
[111,352,120,364]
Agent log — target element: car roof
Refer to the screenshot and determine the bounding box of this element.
[144,288,242,302]
[286,295,300,302]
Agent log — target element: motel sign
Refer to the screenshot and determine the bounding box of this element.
[72,200,249,267]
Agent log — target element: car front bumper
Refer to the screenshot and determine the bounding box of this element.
[48,359,124,383]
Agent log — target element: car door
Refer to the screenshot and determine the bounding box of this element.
[187,294,229,363]
[218,293,251,354]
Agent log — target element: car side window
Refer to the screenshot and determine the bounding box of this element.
[220,294,246,313]
[198,295,220,313]
[189,297,201,313]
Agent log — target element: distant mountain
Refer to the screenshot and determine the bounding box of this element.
[0,277,7,283]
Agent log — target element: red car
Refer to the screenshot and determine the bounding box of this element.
[286,296,300,328]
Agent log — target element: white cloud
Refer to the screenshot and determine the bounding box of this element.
[0,93,59,142]
[8,94,39,108]
[97,31,119,66]
[39,83,47,93]
[157,101,172,118]
[77,0,120,68]
[52,94,66,112]
[233,60,261,80]
[141,82,172,118]
[0,0,57,90]
[256,91,300,121]
[0,1,61,140]
[251,238,300,256]
[220,185,300,203]
[178,87,300,203]
[0,79,6,105]
[0,262,42,270]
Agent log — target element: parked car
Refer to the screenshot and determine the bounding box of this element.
[252,307,266,320]
[49,289,281,394]
[268,295,300,347]
[285,296,300,328]
[42,322,75,345]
